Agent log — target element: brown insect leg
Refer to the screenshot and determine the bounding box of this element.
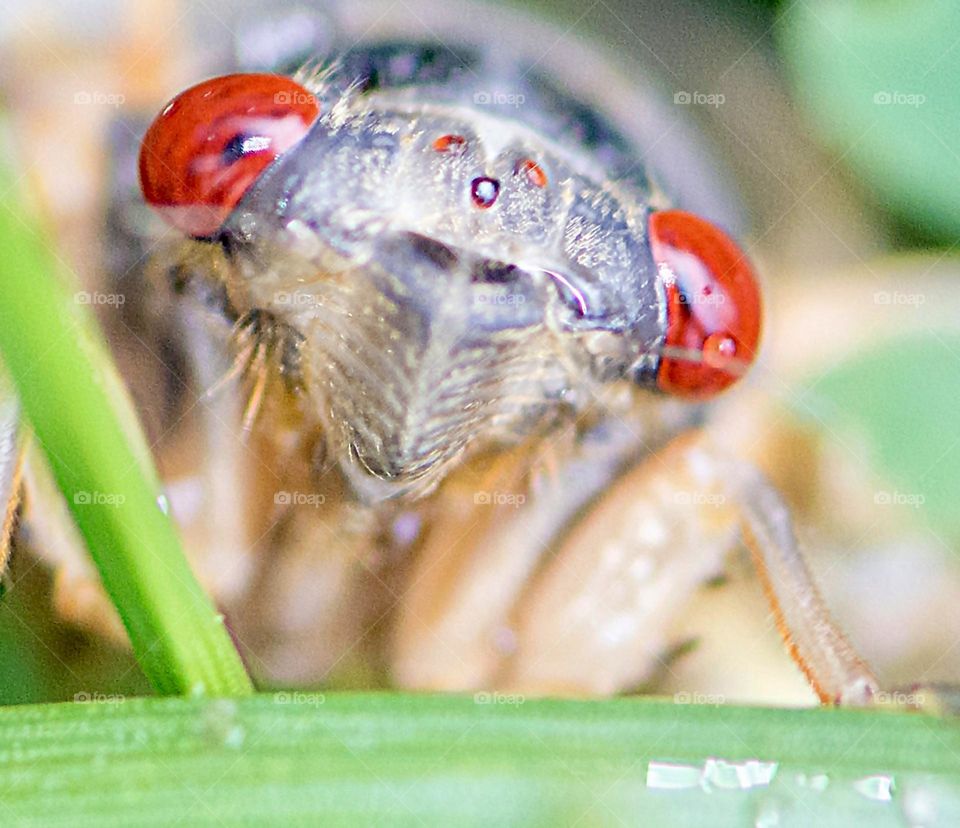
[726,457,881,705]
[497,433,740,695]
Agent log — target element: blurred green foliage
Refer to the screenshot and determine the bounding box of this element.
[804,333,960,545]
[779,1,960,241]
[777,1,960,547]
[0,557,149,704]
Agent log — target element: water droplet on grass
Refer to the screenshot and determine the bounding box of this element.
[201,699,245,749]
[645,761,701,790]
[854,774,895,802]
[795,772,830,792]
[646,758,778,791]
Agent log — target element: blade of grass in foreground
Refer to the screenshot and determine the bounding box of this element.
[1,693,958,826]
[0,142,251,697]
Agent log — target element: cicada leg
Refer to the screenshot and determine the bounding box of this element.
[727,456,960,713]
[719,460,879,705]
[391,419,890,702]
[504,435,882,702]
[389,413,733,694]
[494,432,744,695]
[230,493,388,685]
[720,456,881,705]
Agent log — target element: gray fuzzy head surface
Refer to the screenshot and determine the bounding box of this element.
[216,72,667,496]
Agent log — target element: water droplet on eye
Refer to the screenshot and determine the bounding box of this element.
[156,493,170,514]
[471,176,499,208]
[646,758,779,792]
[854,774,896,802]
[702,333,738,369]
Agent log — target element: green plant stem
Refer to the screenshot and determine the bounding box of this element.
[0,693,957,826]
[0,150,252,697]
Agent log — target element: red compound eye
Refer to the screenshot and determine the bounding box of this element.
[139,73,320,237]
[648,209,762,400]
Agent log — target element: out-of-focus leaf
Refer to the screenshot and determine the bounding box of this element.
[802,333,960,542]
[779,1,960,238]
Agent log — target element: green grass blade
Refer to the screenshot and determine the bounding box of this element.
[0,693,957,826]
[0,146,252,697]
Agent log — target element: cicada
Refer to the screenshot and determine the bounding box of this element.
[0,0,935,707]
